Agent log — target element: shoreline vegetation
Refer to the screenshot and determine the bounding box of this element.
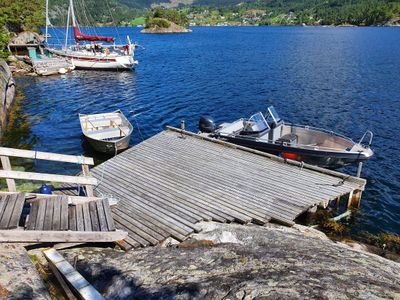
[142,7,192,33]
[46,0,400,28]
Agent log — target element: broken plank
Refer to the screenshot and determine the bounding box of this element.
[68,206,77,231]
[3,193,25,229]
[102,198,115,231]
[60,196,69,231]
[89,201,100,232]
[43,197,55,230]
[96,200,108,232]
[81,202,92,231]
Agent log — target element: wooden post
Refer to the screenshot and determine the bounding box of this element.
[356,162,363,178]
[82,164,94,197]
[347,190,363,208]
[351,190,363,208]
[347,190,354,208]
[336,195,340,208]
[0,156,16,192]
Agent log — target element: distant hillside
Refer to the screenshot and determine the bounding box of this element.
[48,0,400,26]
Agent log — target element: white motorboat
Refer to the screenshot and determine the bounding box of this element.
[199,106,374,169]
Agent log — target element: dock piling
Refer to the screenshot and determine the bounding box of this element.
[356,162,363,178]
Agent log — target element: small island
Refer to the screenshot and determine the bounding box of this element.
[141,7,192,34]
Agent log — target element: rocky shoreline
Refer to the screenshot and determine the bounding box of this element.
[24,222,399,299]
[141,22,192,34]
[0,60,16,135]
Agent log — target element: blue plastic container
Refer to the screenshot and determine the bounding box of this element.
[39,184,52,195]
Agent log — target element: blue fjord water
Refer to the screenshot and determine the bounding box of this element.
[10,26,400,236]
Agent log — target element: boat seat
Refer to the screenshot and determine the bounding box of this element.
[87,126,129,140]
[84,117,122,129]
[218,120,244,135]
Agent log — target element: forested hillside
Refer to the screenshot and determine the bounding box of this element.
[0,0,399,48]
[48,0,399,26]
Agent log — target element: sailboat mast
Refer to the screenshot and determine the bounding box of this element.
[65,5,71,52]
[70,0,77,27]
[45,0,49,44]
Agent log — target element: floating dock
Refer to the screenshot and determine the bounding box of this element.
[89,127,366,250]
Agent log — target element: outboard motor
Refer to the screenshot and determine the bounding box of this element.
[199,116,216,133]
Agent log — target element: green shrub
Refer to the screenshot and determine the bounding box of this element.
[146,7,189,28]
[0,0,45,58]
[363,232,400,254]
[145,17,171,29]
[0,29,10,59]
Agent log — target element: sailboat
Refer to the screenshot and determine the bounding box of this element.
[45,0,138,70]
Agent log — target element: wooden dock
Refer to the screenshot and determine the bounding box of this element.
[0,148,126,244]
[90,127,367,250]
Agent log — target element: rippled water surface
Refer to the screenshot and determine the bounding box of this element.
[9,26,400,235]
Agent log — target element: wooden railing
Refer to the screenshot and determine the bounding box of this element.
[0,147,97,197]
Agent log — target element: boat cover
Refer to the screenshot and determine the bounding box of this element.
[73,27,114,43]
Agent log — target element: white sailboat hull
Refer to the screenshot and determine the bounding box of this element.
[48,48,138,70]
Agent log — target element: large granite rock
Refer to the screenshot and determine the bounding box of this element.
[9,31,43,45]
[0,244,50,299]
[0,59,15,134]
[60,222,400,299]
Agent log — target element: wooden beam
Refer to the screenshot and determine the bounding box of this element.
[82,164,94,197]
[0,147,94,165]
[25,194,118,206]
[0,156,16,192]
[43,248,104,300]
[0,229,127,242]
[46,259,76,300]
[0,170,98,186]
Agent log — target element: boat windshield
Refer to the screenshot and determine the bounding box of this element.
[266,106,282,125]
[248,112,270,132]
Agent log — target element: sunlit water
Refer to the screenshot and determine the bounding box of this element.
[6,26,400,236]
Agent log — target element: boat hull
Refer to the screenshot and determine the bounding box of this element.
[221,136,371,169]
[48,49,137,71]
[85,134,131,154]
[79,110,133,154]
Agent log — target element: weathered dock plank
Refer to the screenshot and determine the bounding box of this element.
[0,193,25,229]
[90,128,366,249]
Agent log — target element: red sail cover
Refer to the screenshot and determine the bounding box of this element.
[73,27,114,43]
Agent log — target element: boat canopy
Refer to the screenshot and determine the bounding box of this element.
[265,106,282,126]
[73,27,114,43]
[246,112,270,132]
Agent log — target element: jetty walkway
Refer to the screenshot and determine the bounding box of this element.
[86,127,366,250]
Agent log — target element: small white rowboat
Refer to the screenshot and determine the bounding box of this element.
[79,110,133,154]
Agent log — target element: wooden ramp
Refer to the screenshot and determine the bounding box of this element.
[90,127,367,250]
[0,193,126,243]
